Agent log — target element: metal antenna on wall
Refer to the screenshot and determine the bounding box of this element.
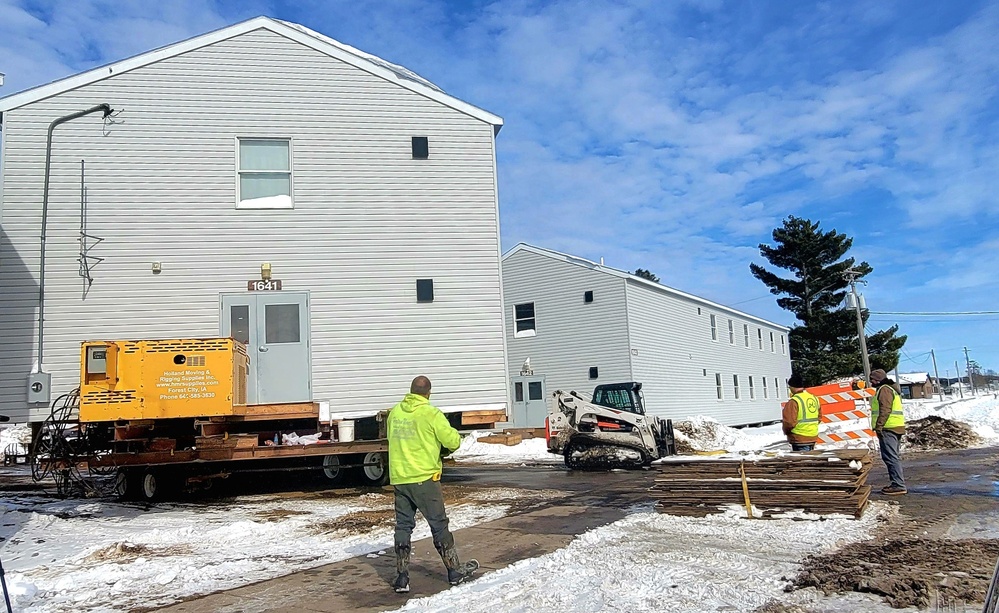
[78,159,104,298]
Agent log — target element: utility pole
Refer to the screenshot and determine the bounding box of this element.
[843,269,872,383]
[955,361,964,398]
[930,350,942,401]
[964,347,976,396]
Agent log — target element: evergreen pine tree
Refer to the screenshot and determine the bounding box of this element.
[750,216,906,385]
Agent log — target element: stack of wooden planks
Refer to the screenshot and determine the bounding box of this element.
[650,449,873,519]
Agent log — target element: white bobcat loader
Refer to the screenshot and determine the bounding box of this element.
[546,382,676,469]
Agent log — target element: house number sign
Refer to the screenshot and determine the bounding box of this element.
[247,280,283,291]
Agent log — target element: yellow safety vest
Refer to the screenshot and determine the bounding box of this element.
[870,384,905,429]
[790,391,820,438]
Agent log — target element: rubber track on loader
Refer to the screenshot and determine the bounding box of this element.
[563,433,651,470]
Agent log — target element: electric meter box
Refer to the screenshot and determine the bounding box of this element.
[79,338,249,422]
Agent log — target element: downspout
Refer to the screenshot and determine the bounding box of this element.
[37,104,112,369]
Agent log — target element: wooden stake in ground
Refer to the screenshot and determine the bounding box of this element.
[739,460,754,519]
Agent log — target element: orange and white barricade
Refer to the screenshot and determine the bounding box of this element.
[808,382,875,445]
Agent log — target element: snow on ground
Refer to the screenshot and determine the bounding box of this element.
[1,423,31,457]
[451,430,558,464]
[905,394,999,445]
[0,490,518,613]
[387,502,917,613]
[3,396,992,612]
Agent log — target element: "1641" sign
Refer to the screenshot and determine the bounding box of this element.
[247,280,282,291]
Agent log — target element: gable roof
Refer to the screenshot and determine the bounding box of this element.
[0,16,503,131]
[503,243,789,331]
[898,372,930,385]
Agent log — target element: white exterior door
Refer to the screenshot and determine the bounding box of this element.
[221,292,312,404]
[511,375,547,427]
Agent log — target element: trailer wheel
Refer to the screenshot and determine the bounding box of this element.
[321,455,344,484]
[140,470,169,501]
[113,469,135,500]
[359,452,388,486]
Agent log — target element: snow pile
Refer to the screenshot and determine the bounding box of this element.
[388,503,901,613]
[904,395,999,445]
[1,423,31,458]
[451,431,559,464]
[673,416,784,452]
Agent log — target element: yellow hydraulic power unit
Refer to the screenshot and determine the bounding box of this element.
[80,338,249,422]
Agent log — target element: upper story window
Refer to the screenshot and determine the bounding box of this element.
[710,314,717,341]
[770,331,775,352]
[238,138,292,209]
[728,320,734,344]
[743,324,749,347]
[757,328,764,350]
[781,334,786,354]
[514,302,536,338]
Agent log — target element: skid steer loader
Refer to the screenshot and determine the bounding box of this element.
[545,382,676,469]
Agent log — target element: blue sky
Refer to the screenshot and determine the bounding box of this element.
[2,0,997,376]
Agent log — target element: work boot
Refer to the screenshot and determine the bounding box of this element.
[436,542,478,586]
[881,485,907,496]
[392,544,411,593]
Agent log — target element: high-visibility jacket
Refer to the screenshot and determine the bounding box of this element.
[871,384,905,430]
[790,391,820,439]
[387,393,462,485]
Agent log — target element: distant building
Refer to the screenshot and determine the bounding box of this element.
[501,244,791,428]
[897,372,934,399]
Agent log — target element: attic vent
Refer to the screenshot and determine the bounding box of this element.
[412,136,429,159]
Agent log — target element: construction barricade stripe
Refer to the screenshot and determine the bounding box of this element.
[817,429,876,444]
[820,409,869,423]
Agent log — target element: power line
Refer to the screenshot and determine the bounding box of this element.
[869,310,999,315]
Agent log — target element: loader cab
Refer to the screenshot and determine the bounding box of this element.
[591,382,645,416]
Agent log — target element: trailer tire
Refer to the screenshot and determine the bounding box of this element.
[114,469,136,500]
[359,452,388,486]
[140,470,171,501]
[321,455,345,485]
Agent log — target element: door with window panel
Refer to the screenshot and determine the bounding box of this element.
[221,292,311,404]
[511,375,547,427]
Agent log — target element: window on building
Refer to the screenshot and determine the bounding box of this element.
[237,138,292,209]
[744,324,749,347]
[514,382,524,402]
[733,374,740,399]
[762,377,768,399]
[412,136,429,159]
[715,373,723,400]
[748,376,755,399]
[781,334,786,354]
[514,302,536,337]
[728,319,734,344]
[758,328,763,350]
[710,314,717,341]
[774,377,781,398]
[589,367,599,379]
[584,290,594,303]
[770,331,775,352]
[416,279,434,303]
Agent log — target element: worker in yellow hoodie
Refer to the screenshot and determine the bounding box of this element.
[387,375,477,593]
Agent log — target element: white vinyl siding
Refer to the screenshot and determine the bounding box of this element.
[502,250,631,402]
[0,29,507,422]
